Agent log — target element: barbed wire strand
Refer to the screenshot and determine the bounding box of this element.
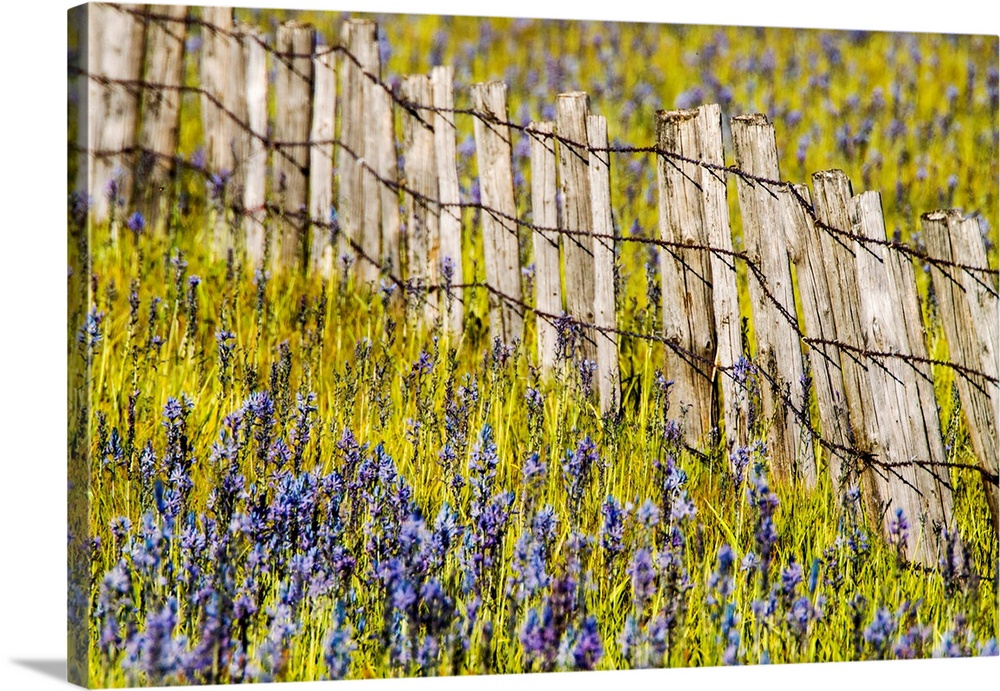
[72,8,1000,491]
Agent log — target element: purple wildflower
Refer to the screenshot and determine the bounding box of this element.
[780,561,804,597]
[707,544,736,605]
[599,496,628,558]
[571,616,603,670]
[563,436,599,511]
[126,211,145,236]
[629,547,656,611]
[864,607,897,658]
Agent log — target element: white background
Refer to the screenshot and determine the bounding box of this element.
[1,0,997,689]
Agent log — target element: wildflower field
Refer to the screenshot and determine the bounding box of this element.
[68,6,999,687]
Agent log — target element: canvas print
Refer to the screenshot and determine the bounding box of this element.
[67,2,999,688]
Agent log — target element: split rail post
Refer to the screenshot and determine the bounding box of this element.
[363,31,401,282]
[432,65,464,334]
[337,19,374,275]
[272,21,315,270]
[656,109,717,445]
[923,210,999,530]
[889,211,954,537]
[203,9,252,257]
[200,6,236,253]
[90,3,146,227]
[781,184,851,485]
[401,75,440,323]
[696,104,747,454]
[136,4,188,232]
[226,24,251,205]
[527,121,561,371]
[731,114,815,486]
[471,81,524,347]
[587,114,621,414]
[71,4,94,211]
[557,92,597,364]
[850,192,954,565]
[810,170,883,512]
[309,49,337,276]
[242,26,268,268]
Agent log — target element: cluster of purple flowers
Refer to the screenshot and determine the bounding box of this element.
[88,293,1000,678]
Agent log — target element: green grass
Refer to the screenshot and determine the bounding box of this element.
[69,9,998,687]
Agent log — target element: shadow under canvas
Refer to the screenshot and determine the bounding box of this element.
[12,658,67,682]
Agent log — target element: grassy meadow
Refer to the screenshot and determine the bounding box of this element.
[68,8,999,687]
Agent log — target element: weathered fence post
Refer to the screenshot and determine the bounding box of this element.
[272,22,315,270]
[851,191,954,564]
[201,7,243,256]
[731,114,815,486]
[696,104,747,455]
[656,109,717,445]
[136,5,188,232]
[227,24,251,204]
[401,75,440,323]
[242,26,268,268]
[781,184,851,485]
[923,210,999,530]
[90,3,146,226]
[557,92,597,364]
[72,5,94,210]
[309,48,337,276]
[527,121,561,371]
[587,114,621,415]
[364,35,400,282]
[810,170,882,510]
[891,220,954,536]
[432,65,464,334]
[337,19,373,273]
[200,6,235,180]
[472,81,524,347]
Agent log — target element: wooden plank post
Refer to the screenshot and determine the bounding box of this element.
[812,176,883,517]
[363,31,399,282]
[432,66,464,334]
[273,21,316,270]
[810,170,887,519]
[892,221,955,534]
[200,7,235,179]
[923,210,999,530]
[136,5,188,232]
[527,121,561,371]
[337,20,373,274]
[781,184,851,486]
[731,114,815,486]
[200,7,238,256]
[557,92,597,365]
[90,3,146,226]
[656,109,717,445]
[309,49,337,277]
[242,26,268,268]
[471,82,524,347]
[226,24,251,204]
[851,192,954,564]
[72,4,94,210]
[696,104,747,455]
[587,114,621,415]
[401,75,440,323]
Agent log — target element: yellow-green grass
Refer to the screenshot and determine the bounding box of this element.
[70,10,998,687]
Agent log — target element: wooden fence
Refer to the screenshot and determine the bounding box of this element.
[70,3,999,565]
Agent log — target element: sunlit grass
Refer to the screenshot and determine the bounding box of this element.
[72,10,998,687]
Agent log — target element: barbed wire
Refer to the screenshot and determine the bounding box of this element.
[72,6,1000,491]
[69,15,999,282]
[242,200,1000,491]
[73,123,1000,398]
